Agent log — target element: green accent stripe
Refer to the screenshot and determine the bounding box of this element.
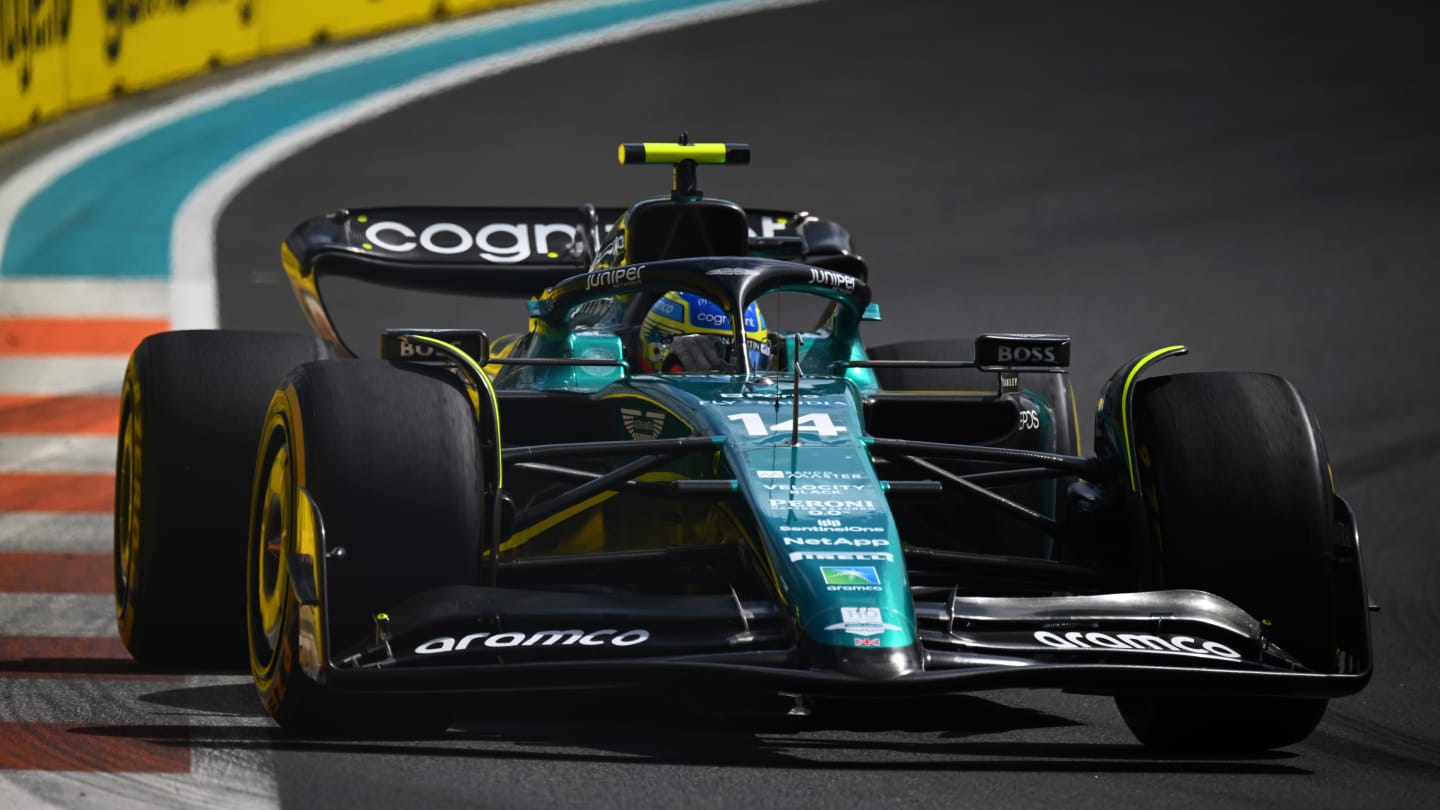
[1121,345,1186,491]
[409,335,504,489]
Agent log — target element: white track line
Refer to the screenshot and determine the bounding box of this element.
[0,767,279,810]
[0,594,116,637]
[0,514,112,553]
[0,279,169,318]
[0,436,116,473]
[0,357,129,396]
[0,675,277,810]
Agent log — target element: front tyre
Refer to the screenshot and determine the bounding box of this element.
[247,360,482,733]
[115,331,329,668]
[1115,372,1337,752]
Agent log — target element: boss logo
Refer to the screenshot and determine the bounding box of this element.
[381,330,489,363]
[976,334,1071,368]
[398,342,436,357]
[996,345,1057,363]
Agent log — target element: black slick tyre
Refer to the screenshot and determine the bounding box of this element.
[115,331,330,668]
[1116,372,1336,752]
[247,360,482,734]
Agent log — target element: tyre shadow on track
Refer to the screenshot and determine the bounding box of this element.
[70,682,1311,775]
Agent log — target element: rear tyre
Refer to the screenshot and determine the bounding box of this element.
[1115,372,1336,752]
[115,331,330,668]
[247,360,482,733]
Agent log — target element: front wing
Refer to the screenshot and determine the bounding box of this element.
[314,583,1371,700]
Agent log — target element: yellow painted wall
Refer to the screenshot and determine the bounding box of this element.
[257,0,433,53]
[0,0,538,140]
[1,0,74,133]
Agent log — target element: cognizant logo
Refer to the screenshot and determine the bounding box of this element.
[363,220,580,263]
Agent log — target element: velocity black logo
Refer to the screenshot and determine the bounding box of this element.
[102,0,253,63]
[1,0,73,93]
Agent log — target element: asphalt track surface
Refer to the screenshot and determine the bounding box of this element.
[11,0,1440,807]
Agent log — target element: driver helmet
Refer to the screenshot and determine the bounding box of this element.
[639,290,770,372]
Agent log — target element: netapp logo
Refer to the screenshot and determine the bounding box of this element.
[995,345,1057,364]
[782,537,890,547]
[415,629,650,654]
[1033,630,1241,660]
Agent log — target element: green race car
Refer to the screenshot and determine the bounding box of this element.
[114,139,1371,751]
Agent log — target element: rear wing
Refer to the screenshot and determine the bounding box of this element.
[282,206,808,291]
[281,205,868,355]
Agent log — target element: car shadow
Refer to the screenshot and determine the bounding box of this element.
[65,682,1314,775]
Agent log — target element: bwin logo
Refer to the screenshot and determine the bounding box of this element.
[996,346,1057,364]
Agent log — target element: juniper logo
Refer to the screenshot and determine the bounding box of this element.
[586,265,642,290]
[808,268,856,291]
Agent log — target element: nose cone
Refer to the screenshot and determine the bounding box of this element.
[806,640,924,680]
[803,604,921,679]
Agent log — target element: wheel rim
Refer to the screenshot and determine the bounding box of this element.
[114,380,142,625]
[251,418,294,669]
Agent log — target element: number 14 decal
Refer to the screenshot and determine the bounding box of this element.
[728,412,848,437]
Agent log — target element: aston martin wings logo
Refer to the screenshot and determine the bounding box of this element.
[825,606,903,637]
[620,408,666,440]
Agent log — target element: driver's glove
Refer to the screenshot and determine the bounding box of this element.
[662,334,728,372]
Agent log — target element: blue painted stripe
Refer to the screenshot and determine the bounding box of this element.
[1,0,736,279]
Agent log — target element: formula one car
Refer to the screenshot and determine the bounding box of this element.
[114,139,1371,751]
